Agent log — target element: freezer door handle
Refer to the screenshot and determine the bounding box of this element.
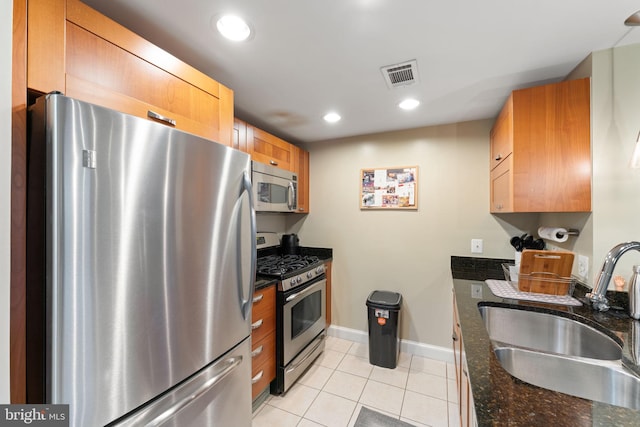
[144,356,243,427]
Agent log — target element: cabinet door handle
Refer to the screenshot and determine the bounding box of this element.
[251,370,264,384]
[251,319,263,330]
[269,160,278,166]
[251,345,264,358]
[494,154,502,161]
[253,294,264,303]
[147,110,176,127]
[452,332,458,342]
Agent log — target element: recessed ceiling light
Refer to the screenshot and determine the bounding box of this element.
[323,112,341,123]
[625,10,640,26]
[399,99,420,110]
[216,15,251,41]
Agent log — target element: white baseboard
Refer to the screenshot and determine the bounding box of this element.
[327,325,454,364]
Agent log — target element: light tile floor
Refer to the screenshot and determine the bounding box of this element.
[252,336,461,427]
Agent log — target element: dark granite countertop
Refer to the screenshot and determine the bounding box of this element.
[254,277,277,291]
[453,278,640,426]
[299,246,332,262]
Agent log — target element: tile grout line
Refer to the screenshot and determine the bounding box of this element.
[254,337,456,427]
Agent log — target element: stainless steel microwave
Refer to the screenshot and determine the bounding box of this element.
[251,161,297,212]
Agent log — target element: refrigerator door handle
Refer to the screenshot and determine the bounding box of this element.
[145,356,243,427]
[238,171,257,320]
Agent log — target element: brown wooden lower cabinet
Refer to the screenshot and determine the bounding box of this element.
[251,285,276,399]
[325,261,332,326]
[251,331,276,399]
[452,291,475,427]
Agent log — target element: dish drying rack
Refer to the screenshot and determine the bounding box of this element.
[502,263,577,296]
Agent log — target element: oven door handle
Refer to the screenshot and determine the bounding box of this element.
[285,334,325,374]
[285,280,323,303]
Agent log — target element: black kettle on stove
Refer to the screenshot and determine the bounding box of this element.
[281,234,300,255]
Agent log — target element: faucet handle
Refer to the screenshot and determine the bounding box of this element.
[586,292,610,312]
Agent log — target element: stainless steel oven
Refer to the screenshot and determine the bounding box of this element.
[274,267,326,395]
[256,232,326,395]
[282,276,326,362]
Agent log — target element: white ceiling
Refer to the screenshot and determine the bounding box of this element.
[82,0,640,144]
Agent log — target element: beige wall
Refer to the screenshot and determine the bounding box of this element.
[293,44,640,347]
[515,46,640,293]
[1,0,13,403]
[590,43,640,283]
[295,120,525,348]
[544,43,640,286]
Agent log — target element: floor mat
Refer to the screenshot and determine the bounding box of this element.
[354,406,416,427]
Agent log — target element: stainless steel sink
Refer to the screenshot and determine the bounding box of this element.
[494,346,640,410]
[478,305,622,360]
[478,305,640,410]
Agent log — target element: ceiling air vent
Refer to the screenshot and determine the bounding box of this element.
[381,60,419,89]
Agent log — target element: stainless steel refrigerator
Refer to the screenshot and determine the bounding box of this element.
[26,94,256,426]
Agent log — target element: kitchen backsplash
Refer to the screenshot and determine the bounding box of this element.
[450,256,513,281]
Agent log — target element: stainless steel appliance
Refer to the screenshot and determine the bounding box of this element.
[256,233,326,394]
[252,161,298,212]
[26,94,256,427]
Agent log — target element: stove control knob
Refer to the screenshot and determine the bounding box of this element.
[307,272,313,279]
[316,266,324,274]
[290,278,297,286]
[297,277,303,284]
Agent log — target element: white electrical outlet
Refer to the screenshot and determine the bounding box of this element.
[471,284,483,299]
[471,239,483,254]
[578,255,589,278]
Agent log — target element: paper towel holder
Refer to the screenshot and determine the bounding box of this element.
[544,228,580,238]
[558,228,580,237]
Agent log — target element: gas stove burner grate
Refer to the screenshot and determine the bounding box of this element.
[257,254,321,276]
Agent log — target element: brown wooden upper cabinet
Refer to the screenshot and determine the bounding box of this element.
[249,126,293,170]
[233,119,310,213]
[290,145,310,213]
[233,118,249,153]
[489,78,591,213]
[27,0,234,145]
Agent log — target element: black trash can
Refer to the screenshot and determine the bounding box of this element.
[366,290,402,369]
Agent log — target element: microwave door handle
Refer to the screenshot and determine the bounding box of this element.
[288,182,295,211]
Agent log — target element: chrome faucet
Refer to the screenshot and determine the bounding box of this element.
[587,241,640,312]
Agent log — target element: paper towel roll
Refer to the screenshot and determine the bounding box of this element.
[538,227,569,243]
